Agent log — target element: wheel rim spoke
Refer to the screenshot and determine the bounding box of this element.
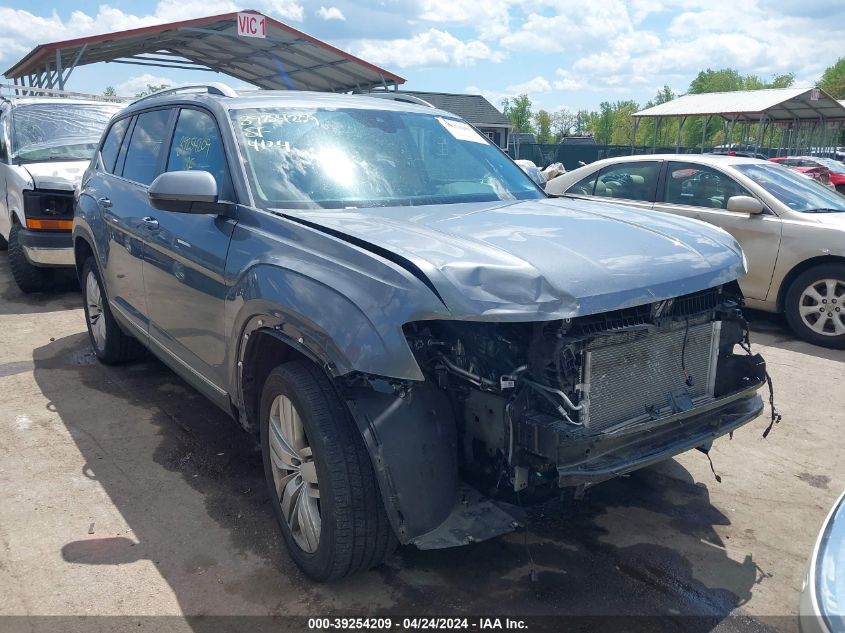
[269,394,321,553]
[85,271,106,350]
[799,278,845,338]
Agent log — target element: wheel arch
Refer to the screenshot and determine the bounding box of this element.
[776,254,845,312]
[238,327,315,435]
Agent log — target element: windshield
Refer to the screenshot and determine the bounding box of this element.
[734,163,845,213]
[12,104,120,163]
[814,158,845,174]
[230,107,543,209]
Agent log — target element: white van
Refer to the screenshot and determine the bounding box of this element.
[0,96,122,292]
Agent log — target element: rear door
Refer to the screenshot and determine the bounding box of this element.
[142,106,237,394]
[91,110,173,332]
[653,161,782,301]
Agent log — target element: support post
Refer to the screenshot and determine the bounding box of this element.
[675,116,686,153]
[55,50,64,90]
[701,115,710,153]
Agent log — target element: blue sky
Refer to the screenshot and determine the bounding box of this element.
[1,0,842,113]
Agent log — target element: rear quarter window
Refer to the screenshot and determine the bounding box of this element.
[100,117,131,174]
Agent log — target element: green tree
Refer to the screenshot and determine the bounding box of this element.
[534,109,553,143]
[134,83,170,98]
[501,94,534,133]
[102,86,117,97]
[587,101,614,145]
[551,108,577,141]
[609,101,639,145]
[820,57,845,98]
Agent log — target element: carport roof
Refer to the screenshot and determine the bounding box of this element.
[633,87,845,121]
[3,10,405,93]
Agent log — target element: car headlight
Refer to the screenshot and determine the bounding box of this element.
[816,493,845,633]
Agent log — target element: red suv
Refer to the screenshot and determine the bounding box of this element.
[770,156,845,192]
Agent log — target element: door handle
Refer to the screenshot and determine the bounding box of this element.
[97,197,112,208]
[142,216,159,230]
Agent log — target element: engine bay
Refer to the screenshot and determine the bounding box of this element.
[402,281,767,498]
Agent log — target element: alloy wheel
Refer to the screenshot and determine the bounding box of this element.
[86,271,107,351]
[798,278,845,336]
[268,394,321,553]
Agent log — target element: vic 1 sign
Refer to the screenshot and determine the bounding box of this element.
[237,13,266,38]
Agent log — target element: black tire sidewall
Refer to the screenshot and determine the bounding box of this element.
[785,263,845,349]
[8,224,49,293]
[81,257,122,362]
[259,366,340,580]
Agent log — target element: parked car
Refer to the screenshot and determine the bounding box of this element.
[560,134,596,145]
[514,159,546,187]
[770,157,845,193]
[546,155,845,348]
[0,95,122,292]
[768,156,833,188]
[708,149,770,160]
[75,86,767,581]
[800,490,844,633]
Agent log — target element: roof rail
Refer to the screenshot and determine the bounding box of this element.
[0,83,126,103]
[130,83,238,105]
[361,92,435,108]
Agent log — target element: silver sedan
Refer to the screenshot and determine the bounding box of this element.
[546,155,845,348]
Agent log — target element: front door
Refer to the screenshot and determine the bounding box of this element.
[654,161,782,301]
[142,107,236,392]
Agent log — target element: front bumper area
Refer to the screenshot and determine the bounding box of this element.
[17,229,74,267]
[556,385,765,487]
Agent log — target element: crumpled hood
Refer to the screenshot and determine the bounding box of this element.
[284,197,746,320]
[23,161,87,191]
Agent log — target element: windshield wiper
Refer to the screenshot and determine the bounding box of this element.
[804,207,845,213]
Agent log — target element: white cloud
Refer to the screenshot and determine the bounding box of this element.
[419,0,512,40]
[114,73,174,96]
[353,28,504,68]
[505,76,552,94]
[316,6,346,21]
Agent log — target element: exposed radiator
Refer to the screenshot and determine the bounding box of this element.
[581,321,720,432]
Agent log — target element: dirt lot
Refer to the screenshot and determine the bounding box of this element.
[0,251,842,632]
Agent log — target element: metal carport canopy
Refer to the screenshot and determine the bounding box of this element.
[3,10,405,93]
[633,87,845,122]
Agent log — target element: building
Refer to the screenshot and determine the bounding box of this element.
[398,91,512,149]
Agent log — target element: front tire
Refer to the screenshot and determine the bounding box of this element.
[784,263,845,349]
[81,257,142,363]
[260,361,397,581]
[8,224,50,293]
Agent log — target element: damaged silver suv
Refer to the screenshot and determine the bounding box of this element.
[74,85,769,581]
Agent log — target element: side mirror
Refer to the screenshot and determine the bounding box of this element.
[726,195,764,215]
[148,171,228,214]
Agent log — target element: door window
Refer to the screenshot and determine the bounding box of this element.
[166,108,230,198]
[100,117,131,174]
[567,171,599,196]
[593,162,659,201]
[663,162,752,209]
[121,109,172,185]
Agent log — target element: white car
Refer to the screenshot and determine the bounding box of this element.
[546,154,845,348]
[0,96,122,292]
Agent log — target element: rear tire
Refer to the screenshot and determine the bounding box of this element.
[260,360,397,581]
[784,263,845,349]
[8,224,50,293]
[81,256,142,364]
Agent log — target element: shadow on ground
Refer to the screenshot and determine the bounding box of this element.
[745,309,844,363]
[0,253,80,315]
[32,332,780,631]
